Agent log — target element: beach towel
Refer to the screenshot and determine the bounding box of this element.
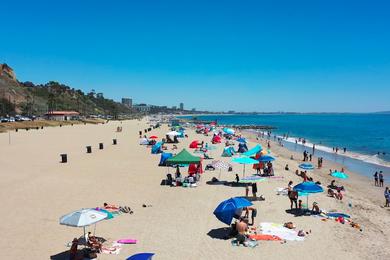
[259,222,304,241]
[101,242,122,255]
[276,188,288,196]
[249,234,282,241]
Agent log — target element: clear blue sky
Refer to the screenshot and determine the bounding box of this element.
[1,0,389,112]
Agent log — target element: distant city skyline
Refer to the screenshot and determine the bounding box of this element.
[1,1,390,113]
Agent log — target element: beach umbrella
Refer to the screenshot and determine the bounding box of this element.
[149,135,158,139]
[166,131,179,136]
[331,171,349,179]
[60,208,108,242]
[293,182,323,209]
[257,155,275,162]
[213,197,252,225]
[299,163,315,170]
[231,156,259,177]
[223,128,235,135]
[212,160,232,179]
[239,176,266,184]
[236,137,247,143]
[127,253,155,260]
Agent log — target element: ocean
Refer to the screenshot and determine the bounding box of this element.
[181,114,390,179]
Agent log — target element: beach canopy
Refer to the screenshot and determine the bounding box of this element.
[127,253,155,260]
[299,163,315,170]
[213,197,252,225]
[60,208,108,227]
[243,144,262,156]
[166,149,201,165]
[331,171,349,179]
[257,155,275,162]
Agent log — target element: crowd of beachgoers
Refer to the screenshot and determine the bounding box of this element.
[1,117,389,259]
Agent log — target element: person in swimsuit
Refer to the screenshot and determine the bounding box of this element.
[244,206,258,226]
[379,171,384,187]
[384,187,390,207]
[374,171,378,186]
[235,218,249,246]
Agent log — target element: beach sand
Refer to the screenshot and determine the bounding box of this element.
[0,119,389,259]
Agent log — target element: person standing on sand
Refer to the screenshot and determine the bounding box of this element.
[251,183,258,198]
[379,171,384,187]
[244,206,258,226]
[312,144,315,155]
[374,171,379,186]
[309,154,312,161]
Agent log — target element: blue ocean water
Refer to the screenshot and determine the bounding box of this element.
[181,114,390,179]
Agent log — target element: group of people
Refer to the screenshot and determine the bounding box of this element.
[302,150,312,162]
[231,206,258,246]
[286,180,321,214]
[374,171,384,187]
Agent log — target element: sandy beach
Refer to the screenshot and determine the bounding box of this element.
[0,119,389,260]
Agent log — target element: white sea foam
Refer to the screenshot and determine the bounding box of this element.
[247,129,390,168]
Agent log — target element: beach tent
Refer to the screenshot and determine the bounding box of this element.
[243,144,262,156]
[212,135,222,144]
[221,147,235,157]
[237,143,248,153]
[151,142,162,154]
[159,153,173,166]
[166,149,201,165]
[189,140,199,149]
[139,138,149,145]
[188,162,203,174]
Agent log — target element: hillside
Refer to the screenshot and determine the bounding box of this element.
[0,64,133,118]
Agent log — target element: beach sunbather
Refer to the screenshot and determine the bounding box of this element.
[311,202,321,214]
[69,238,83,260]
[235,218,249,246]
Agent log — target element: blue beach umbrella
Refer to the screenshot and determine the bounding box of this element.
[331,171,349,179]
[127,253,155,260]
[232,156,259,177]
[236,138,247,143]
[223,128,235,135]
[299,163,315,170]
[293,182,324,209]
[213,197,253,225]
[257,155,275,162]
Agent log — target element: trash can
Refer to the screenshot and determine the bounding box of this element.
[86,146,92,153]
[99,143,104,150]
[113,139,117,145]
[60,154,67,163]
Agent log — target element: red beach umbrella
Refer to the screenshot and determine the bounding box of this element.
[149,135,158,139]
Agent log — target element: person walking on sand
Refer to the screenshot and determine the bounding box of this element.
[309,154,312,161]
[374,171,379,186]
[379,171,384,187]
[244,206,258,226]
[384,187,390,207]
[245,185,249,197]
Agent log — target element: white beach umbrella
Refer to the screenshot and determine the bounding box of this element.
[212,160,232,179]
[60,208,108,242]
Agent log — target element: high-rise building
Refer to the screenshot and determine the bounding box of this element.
[179,103,184,110]
[122,98,133,108]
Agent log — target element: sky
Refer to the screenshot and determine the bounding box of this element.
[1,0,389,112]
